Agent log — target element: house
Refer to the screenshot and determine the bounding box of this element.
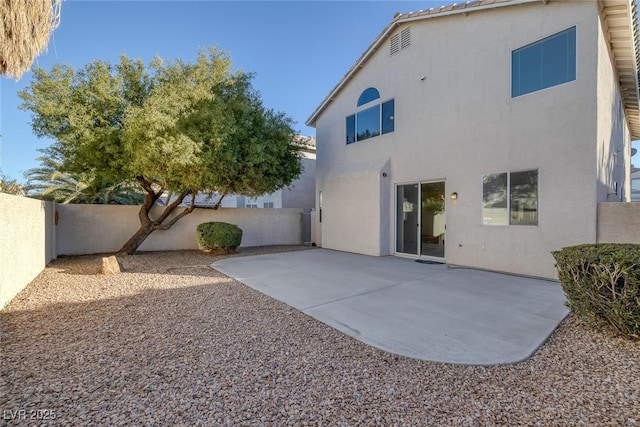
[632,167,640,201]
[306,0,639,279]
[241,136,316,214]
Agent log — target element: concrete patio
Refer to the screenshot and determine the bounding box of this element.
[212,248,569,365]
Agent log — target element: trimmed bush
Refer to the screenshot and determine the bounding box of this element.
[196,222,242,254]
[552,244,640,340]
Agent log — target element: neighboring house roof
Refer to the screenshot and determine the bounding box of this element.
[294,135,316,154]
[306,0,640,138]
[160,192,225,208]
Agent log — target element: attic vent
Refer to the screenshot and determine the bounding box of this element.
[390,34,400,55]
[390,28,411,56]
[400,28,411,49]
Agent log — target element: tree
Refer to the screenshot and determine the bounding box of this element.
[19,49,302,254]
[0,171,26,196]
[25,154,144,204]
[1,0,62,79]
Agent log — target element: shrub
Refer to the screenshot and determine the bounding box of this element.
[552,244,640,340]
[196,222,243,254]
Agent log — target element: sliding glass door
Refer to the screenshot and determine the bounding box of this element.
[396,181,445,259]
[396,184,419,255]
[420,181,445,259]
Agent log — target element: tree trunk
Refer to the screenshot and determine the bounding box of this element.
[117,223,156,255]
[116,180,196,255]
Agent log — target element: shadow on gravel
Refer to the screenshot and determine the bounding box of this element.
[1,279,334,424]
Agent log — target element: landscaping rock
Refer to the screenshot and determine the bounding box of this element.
[101,255,121,275]
[1,245,638,426]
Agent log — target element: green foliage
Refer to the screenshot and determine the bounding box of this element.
[19,48,302,197]
[18,47,302,253]
[25,154,144,204]
[552,244,640,340]
[196,222,243,254]
[0,171,26,196]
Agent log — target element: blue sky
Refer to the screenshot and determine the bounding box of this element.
[1,0,437,181]
[1,0,639,181]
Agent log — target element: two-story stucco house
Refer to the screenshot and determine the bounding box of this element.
[306,0,639,279]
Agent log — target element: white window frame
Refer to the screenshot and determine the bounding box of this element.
[346,97,395,144]
[511,26,577,98]
[481,169,539,227]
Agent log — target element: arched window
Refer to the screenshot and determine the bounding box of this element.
[346,88,394,144]
[357,87,380,106]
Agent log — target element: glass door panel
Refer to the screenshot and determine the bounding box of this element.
[420,182,445,258]
[396,184,419,255]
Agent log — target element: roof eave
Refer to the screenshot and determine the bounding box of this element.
[601,0,640,139]
[305,19,399,127]
[305,0,541,127]
[307,0,640,140]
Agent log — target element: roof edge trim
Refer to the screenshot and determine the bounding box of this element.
[306,0,541,127]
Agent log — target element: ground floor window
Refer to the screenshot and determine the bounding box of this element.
[482,170,538,225]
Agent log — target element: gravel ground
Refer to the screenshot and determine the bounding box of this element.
[1,246,638,426]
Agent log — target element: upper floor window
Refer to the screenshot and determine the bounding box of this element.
[512,27,576,97]
[358,88,380,106]
[346,87,394,144]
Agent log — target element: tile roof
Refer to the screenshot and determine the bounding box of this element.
[393,0,514,20]
[294,135,316,149]
[306,0,640,138]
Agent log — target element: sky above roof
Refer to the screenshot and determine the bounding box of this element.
[1,0,639,181]
[1,0,437,181]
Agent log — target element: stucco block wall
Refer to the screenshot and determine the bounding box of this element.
[315,1,603,278]
[597,202,640,243]
[56,205,303,255]
[0,194,56,308]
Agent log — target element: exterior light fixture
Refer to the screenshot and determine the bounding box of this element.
[450,192,458,200]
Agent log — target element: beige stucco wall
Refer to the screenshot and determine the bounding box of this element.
[596,15,632,203]
[282,157,316,212]
[319,158,390,256]
[597,202,640,243]
[314,1,606,279]
[0,194,56,308]
[56,205,303,255]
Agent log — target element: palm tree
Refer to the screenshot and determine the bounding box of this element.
[0,0,62,79]
[26,157,144,204]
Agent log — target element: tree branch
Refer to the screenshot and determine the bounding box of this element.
[135,176,159,225]
[136,175,154,196]
[155,192,196,230]
[213,193,226,210]
[154,188,191,225]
